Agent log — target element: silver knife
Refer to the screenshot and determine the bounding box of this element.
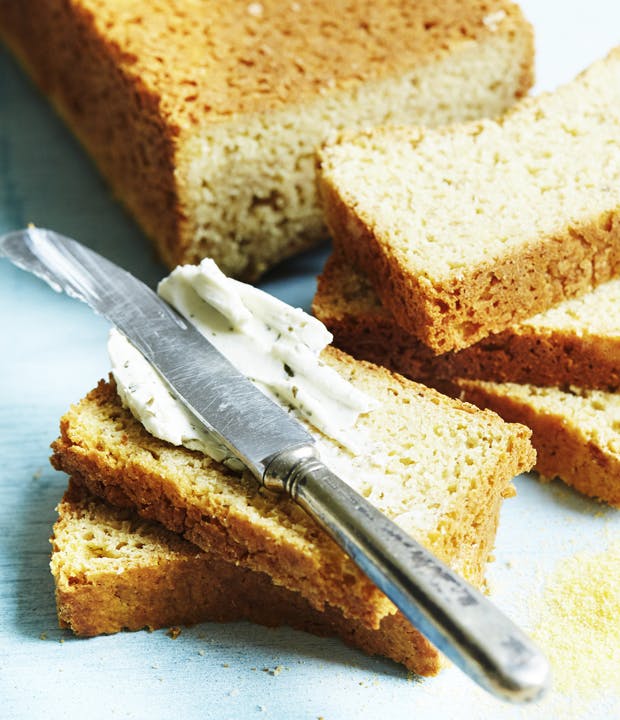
[1,227,550,702]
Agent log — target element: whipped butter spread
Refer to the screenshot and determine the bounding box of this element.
[108,258,378,468]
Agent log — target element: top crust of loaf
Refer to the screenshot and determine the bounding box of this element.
[0,0,533,279]
[50,347,535,629]
[27,0,531,130]
[317,48,620,353]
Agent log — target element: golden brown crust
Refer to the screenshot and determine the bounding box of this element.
[456,381,620,507]
[318,164,620,353]
[53,481,442,674]
[313,254,620,390]
[0,1,185,267]
[3,0,531,125]
[0,0,534,277]
[50,351,534,631]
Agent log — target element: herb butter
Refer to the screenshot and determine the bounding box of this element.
[108,259,378,467]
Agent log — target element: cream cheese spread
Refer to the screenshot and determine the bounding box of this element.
[108,258,378,467]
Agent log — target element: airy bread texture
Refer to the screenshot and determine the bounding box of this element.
[50,347,534,635]
[314,254,620,391]
[0,0,533,279]
[313,256,620,505]
[456,381,620,507]
[51,481,445,675]
[317,48,620,352]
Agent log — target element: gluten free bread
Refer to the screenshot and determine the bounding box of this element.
[314,254,620,391]
[313,257,620,505]
[51,347,534,638]
[51,481,448,674]
[456,381,620,507]
[0,0,533,279]
[317,48,620,352]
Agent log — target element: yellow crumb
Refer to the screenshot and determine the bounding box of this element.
[532,537,620,697]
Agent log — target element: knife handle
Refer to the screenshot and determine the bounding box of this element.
[263,446,550,703]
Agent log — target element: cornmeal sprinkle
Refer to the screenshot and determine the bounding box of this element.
[532,537,620,696]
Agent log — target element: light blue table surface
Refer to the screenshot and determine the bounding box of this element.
[1,3,619,718]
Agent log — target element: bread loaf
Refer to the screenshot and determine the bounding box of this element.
[317,48,620,352]
[0,0,533,279]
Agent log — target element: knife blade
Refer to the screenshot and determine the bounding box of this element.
[1,227,550,702]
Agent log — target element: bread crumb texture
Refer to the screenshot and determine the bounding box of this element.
[457,380,620,506]
[50,347,535,630]
[532,537,620,698]
[318,48,620,351]
[0,0,533,279]
[314,258,620,390]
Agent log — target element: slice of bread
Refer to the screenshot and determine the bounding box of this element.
[317,48,620,352]
[456,380,620,507]
[0,1,533,279]
[51,480,446,675]
[313,253,620,391]
[50,347,535,633]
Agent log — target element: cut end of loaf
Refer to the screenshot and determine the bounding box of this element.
[0,0,534,280]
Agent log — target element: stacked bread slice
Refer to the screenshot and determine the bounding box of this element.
[313,49,620,507]
[317,48,620,353]
[50,345,534,675]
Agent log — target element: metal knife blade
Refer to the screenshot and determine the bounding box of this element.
[0,227,312,476]
[0,227,550,702]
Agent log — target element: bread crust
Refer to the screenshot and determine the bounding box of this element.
[0,0,533,279]
[313,255,620,390]
[50,349,534,632]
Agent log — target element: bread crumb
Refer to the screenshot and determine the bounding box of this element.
[167,626,181,639]
[39,632,47,640]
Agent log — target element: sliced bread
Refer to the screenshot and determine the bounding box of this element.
[456,380,620,507]
[317,48,620,352]
[0,0,533,280]
[313,253,620,391]
[51,480,447,675]
[50,347,535,632]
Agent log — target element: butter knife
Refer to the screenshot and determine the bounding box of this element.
[0,227,550,702]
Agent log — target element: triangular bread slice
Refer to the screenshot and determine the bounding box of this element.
[317,48,620,353]
[313,253,620,391]
[51,480,445,675]
[50,347,534,635]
